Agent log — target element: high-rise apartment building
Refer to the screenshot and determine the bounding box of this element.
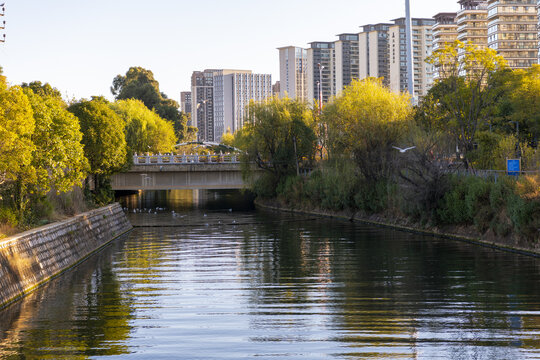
[278,46,308,101]
[487,0,538,69]
[191,70,216,142]
[433,12,458,51]
[334,34,360,92]
[432,13,458,80]
[456,0,488,50]
[307,42,335,105]
[538,0,540,63]
[180,91,192,114]
[358,23,393,87]
[389,18,436,98]
[191,69,272,143]
[218,71,272,137]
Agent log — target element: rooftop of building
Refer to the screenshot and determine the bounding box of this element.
[434,12,458,19]
[360,23,393,32]
[336,33,359,41]
[391,17,437,26]
[458,0,488,10]
[308,41,335,49]
[276,45,305,50]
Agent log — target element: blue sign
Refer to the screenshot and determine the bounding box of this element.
[507,159,521,176]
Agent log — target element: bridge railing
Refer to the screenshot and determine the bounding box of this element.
[133,154,240,165]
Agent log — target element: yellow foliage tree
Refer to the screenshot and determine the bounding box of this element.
[0,80,36,213]
[324,78,412,181]
[111,99,177,155]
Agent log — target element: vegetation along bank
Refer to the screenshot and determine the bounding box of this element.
[0,66,196,237]
[230,41,539,252]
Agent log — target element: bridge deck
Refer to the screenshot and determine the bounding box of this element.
[111,161,258,190]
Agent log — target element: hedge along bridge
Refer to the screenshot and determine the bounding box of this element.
[110,154,256,190]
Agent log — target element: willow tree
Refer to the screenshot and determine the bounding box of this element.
[111,99,177,155]
[237,97,317,197]
[324,78,412,182]
[424,40,507,168]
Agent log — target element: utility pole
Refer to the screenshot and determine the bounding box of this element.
[0,3,5,43]
[405,0,414,100]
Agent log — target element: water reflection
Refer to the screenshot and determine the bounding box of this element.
[0,239,134,359]
[0,190,539,359]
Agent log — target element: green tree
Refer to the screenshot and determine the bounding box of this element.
[0,80,36,214]
[68,97,127,204]
[424,40,507,168]
[111,99,177,155]
[237,97,317,197]
[22,82,88,195]
[111,67,193,141]
[491,65,540,146]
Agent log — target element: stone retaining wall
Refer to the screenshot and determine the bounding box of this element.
[0,203,132,309]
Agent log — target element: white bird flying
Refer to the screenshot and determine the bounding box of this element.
[392,146,416,153]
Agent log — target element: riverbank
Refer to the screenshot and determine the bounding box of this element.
[255,198,540,257]
[0,203,132,309]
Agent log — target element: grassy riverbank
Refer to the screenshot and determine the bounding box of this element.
[254,161,539,254]
[256,196,540,257]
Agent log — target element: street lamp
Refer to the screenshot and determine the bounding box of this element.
[317,63,325,114]
[197,100,208,142]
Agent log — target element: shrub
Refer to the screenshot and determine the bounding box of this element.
[252,174,278,199]
[277,175,305,206]
[507,194,540,241]
[0,207,19,227]
[354,179,394,213]
[437,176,472,225]
[516,175,540,200]
[303,160,359,211]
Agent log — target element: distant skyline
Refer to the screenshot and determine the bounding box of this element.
[1,0,459,103]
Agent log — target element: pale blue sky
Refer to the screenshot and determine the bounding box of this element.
[1,0,459,103]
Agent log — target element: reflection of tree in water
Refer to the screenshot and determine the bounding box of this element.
[0,238,134,359]
[238,212,540,358]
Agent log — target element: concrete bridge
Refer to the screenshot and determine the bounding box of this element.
[111,154,254,190]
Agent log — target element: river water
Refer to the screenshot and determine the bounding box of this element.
[0,190,539,359]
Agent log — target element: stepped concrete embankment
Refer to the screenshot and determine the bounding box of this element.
[0,203,132,309]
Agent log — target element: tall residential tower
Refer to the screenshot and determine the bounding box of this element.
[358,23,393,87]
[191,69,272,142]
[456,0,488,50]
[307,42,335,105]
[334,34,360,92]
[278,46,308,101]
[389,18,436,97]
[487,0,538,69]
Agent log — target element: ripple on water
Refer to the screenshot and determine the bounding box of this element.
[0,201,540,359]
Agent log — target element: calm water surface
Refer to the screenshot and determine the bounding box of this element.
[0,190,540,359]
